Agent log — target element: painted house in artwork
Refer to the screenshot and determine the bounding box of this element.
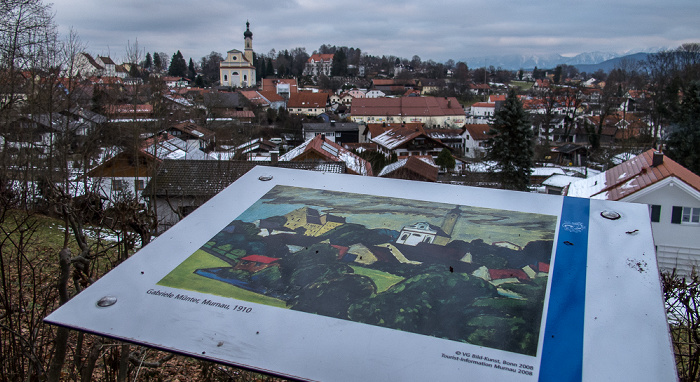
[234,255,279,273]
[283,207,346,236]
[396,206,462,246]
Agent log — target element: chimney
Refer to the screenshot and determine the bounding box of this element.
[652,151,664,167]
[270,151,279,165]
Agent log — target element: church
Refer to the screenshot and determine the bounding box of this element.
[219,22,257,88]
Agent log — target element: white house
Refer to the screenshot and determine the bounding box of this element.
[566,149,700,276]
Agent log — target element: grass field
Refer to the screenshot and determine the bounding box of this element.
[350,265,405,293]
[157,249,287,308]
[511,81,533,91]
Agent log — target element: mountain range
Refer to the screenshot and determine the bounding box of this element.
[466,50,659,72]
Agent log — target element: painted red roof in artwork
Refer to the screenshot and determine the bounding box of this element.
[241,255,279,264]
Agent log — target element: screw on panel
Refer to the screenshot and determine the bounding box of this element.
[96,296,117,307]
[600,210,621,220]
[258,175,273,181]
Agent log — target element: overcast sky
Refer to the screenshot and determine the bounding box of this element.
[51,0,700,65]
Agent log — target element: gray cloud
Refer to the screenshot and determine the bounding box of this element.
[51,0,700,64]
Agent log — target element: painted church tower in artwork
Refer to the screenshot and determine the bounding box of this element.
[440,206,462,237]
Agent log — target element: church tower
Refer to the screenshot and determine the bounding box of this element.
[244,21,253,63]
[441,206,462,237]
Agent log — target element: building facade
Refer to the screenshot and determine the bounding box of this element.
[219,22,256,88]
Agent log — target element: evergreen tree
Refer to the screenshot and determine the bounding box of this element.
[266,59,274,77]
[665,81,700,175]
[153,52,162,72]
[435,148,456,172]
[485,88,534,191]
[331,48,347,76]
[188,58,196,80]
[144,52,152,70]
[168,50,187,77]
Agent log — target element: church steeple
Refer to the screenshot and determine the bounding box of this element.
[243,21,253,63]
[441,206,462,237]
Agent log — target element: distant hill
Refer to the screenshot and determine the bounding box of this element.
[573,52,650,74]
[465,51,652,73]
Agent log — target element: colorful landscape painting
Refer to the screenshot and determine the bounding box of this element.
[158,185,558,356]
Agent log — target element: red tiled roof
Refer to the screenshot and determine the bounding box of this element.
[463,124,491,141]
[307,53,334,63]
[351,96,464,117]
[471,102,495,108]
[281,135,372,176]
[287,92,328,108]
[569,149,700,200]
[261,78,298,93]
[380,156,439,182]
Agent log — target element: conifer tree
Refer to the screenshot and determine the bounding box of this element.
[666,81,700,175]
[153,52,162,72]
[485,88,534,191]
[144,52,152,70]
[188,58,196,80]
[168,50,187,77]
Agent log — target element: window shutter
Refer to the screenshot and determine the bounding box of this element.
[671,206,683,224]
[650,205,661,223]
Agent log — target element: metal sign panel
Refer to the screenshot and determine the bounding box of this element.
[45,166,676,381]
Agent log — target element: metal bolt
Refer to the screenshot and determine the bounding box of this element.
[258,175,273,181]
[96,296,117,307]
[600,210,621,220]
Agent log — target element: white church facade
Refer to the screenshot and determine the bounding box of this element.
[219,22,256,88]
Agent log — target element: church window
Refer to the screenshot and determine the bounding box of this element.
[244,75,247,81]
[223,74,228,82]
[233,72,239,75]
[400,234,409,241]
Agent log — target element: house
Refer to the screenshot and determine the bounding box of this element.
[287,92,329,116]
[303,54,334,77]
[88,134,211,203]
[302,121,359,144]
[566,150,700,276]
[378,156,438,182]
[162,77,191,88]
[236,138,279,160]
[163,121,214,149]
[201,92,245,117]
[280,134,372,176]
[283,207,346,236]
[371,79,417,95]
[239,90,286,111]
[142,159,346,232]
[419,78,446,95]
[469,102,496,123]
[219,22,256,88]
[260,78,298,99]
[371,125,452,159]
[550,143,588,166]
[105,104,154,120]
[463,124,491,159]
[542,174,584,195]
[363,122,423,143]
[365,90,386,98]
[351,96,465,128]
[234,255,280,273]
[425,127,468,156]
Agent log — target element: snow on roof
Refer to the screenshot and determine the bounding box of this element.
[543,174,583,188]
[531,167,567,177]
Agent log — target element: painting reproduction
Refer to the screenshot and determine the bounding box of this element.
[158,185,558,356]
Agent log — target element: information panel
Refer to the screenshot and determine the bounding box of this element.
[45,167,676,381]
